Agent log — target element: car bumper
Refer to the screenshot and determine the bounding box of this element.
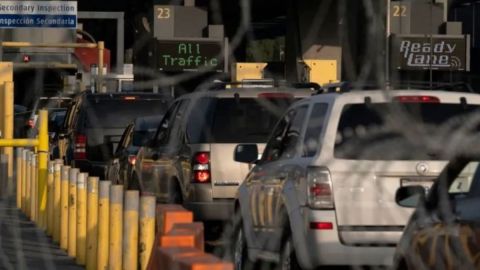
[295,208,395,268]
[72,160,108,179]
[184,199,235,221]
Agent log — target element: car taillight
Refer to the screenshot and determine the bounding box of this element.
[310,222,333,230]
[394,96,440,103]
[307,167,334,209]
[74,134,87,160]
[193,152,210,183]
[128,155,137,166]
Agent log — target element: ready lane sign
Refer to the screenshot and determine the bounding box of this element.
[391,34,470,71]
[0,1,77,28]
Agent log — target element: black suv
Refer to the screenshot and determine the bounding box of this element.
[59,92,171,178]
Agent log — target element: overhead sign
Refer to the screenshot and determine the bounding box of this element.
[0,1,77,28]
[155,39,225,72]
[391,34,470,71]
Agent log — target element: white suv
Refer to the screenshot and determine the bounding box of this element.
[231,89,480,269]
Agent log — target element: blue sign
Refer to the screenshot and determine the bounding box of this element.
[0,1,77,28]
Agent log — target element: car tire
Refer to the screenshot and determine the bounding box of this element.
[229,212,256,270]
[278,231,302,270]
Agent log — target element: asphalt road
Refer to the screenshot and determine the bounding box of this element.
[0,197,82,270]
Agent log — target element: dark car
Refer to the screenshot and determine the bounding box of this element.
[393,155,480,269]
[106,115,163,189]
[58,91,171,178]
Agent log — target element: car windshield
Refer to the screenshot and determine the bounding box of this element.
[84,99,167,128]
[335,103,480,160]
[187,96,297,143]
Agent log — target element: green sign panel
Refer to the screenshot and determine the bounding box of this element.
[155,39,224,72]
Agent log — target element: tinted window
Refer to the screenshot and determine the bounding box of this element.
[303,103,328,157]
[335,103,480,160]
[132,116,163,147]
[84,99,168,128]
[187,97,296,143]
[261,105,308,162]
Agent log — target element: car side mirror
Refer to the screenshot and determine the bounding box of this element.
[234,144,259,164]
[395,185,426,208]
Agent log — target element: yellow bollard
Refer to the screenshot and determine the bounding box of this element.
[30,154,37,222]
[139,196,156,270]
[123,190,139,270]
[53,160,62,243]
[3,81,14,194]
[24,151,32,217]
[16,148,23,209]
[37,109,49,230]
[60,165,70,250]
[76,172,87,265]
[97,180,111,270]
[21,149,28,214]
[86,177,99,270]
[68,168,79,257]
[109,185,123,270]
[46,161,54,236]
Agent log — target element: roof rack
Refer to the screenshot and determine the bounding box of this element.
[207,79,321,91]
[312,80,475,95]
[389,81,474,93]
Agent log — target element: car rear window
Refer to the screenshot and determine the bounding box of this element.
[84,99,168,128]
[335,102,480,160]
[187,97,296,143]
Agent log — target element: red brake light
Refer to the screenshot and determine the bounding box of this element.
[258,93,294,99]
[195,152,210,164]
[74,134,87,160]
[23,55,31,63]
[128,155,137,166]
[310,222,333,230]
[394,96,440,103]
[194,171,210,183]
[193,152,211,183]
[310,183,332,197]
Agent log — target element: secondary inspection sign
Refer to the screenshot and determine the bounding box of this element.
[0,1,77,28]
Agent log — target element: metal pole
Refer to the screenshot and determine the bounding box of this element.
[47,161,55,235]
[139,196,156,270]
[123,190,139,269]
[60,165,71,250]
[21,149,28,213]
[109,185,123,270]
[16,148,23,208]
[97,181,111,270]
[68,168,79,257]
[37,109,49,230]
[25,151,32,217]
[76,172,88,265]
[0,154,7,198]
[97,41,105,93]
[86,177,99,270]
[4,82,14,194]
[53,160,62,243]
[30,154,37,222]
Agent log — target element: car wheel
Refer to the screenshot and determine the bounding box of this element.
[278,232,301,270]
[233,221,248,269]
